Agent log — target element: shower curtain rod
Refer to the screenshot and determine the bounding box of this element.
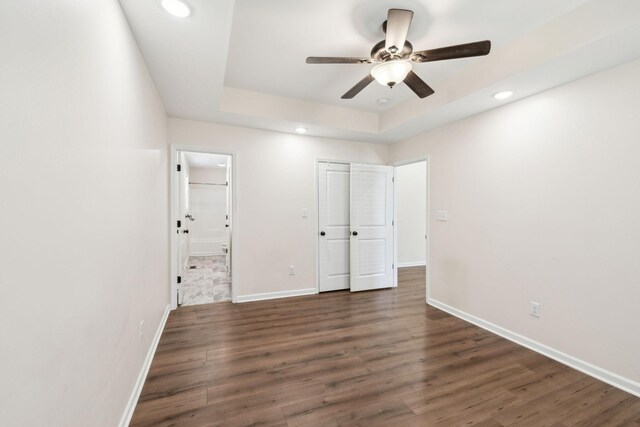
[188,182,227,186]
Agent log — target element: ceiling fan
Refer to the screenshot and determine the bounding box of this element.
[306,9,491,99]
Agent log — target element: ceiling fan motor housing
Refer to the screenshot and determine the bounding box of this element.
[371,40,413,62]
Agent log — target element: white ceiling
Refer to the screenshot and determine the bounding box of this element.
[119,0,640,144]
[225,0,589,112]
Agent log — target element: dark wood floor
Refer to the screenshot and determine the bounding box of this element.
[131,267,640,426]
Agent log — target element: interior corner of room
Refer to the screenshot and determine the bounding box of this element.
[3,0,640,426]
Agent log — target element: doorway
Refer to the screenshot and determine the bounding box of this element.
[170,147,235,308]
[393,159,428,287]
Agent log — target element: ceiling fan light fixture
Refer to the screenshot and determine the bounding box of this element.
[371,61,412,88]
[306,8,491,99]
[160,0,191,18]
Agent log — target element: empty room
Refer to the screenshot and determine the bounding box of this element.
[2,0,640,426]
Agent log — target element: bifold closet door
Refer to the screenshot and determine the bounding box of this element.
[318,163,351,292]
[349,163,394,292]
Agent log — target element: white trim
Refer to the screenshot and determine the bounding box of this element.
[393,167,398,287]
[118,304,171,427]
[170,147,179,309]
[170,145,238,307]
[425,155,431,302]
[236,288,317,303]
[428,298,640,398]
[397,261,426,268]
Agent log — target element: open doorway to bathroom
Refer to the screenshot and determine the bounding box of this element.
[171,148,234,308]
[394,159,427,288]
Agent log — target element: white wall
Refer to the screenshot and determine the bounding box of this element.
[187,167,228,256]
[189,167,227,184]
[396,161,427,267]
[389,59,640,390]
[188,184,227,256]
[0,1,168,425]
[169,118,388,298]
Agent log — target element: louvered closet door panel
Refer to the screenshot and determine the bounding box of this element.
[349,163,394,292]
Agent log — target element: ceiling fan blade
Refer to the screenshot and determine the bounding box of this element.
[385,9,414,54]
[341,75,375,99]
[411,40,491,63]
[404,71,435,99]
[306,57,373,64]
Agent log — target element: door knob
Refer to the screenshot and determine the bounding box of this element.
[352,231,358,236]
[320,231,326,236]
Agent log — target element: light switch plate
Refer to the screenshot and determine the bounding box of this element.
[436,210,448,221]
[302,208,308,218]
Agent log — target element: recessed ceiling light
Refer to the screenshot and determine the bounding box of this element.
[295,127,307,134]
[377,98,389,105]
[160,0,191,18]
[493,90,514,100]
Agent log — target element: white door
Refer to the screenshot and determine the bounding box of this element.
[318,162,351,292]
[177,153,190,273]
[350,163,394,292]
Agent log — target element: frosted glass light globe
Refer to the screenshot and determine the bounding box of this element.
[371,61,412,87]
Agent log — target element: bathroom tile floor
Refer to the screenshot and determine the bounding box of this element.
[181,255,231,306]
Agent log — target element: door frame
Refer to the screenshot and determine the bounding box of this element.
[392,155,430,301]
[170,144,238,309]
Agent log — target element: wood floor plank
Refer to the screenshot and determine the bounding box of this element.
[147,404,288,427]
[130,387,208,426]
[316,398,418,427]
[130,266,640,426]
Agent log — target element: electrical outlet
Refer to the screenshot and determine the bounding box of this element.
[139,320,145,341]
[436,210,448,221]
[530,302,540,318]
[289,265,295,275]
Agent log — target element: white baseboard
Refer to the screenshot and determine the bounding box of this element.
[427,298,640,398]
[118,304,171,427]
[190,252,223,256]
[397,261,426,268]
[236,288,317,303]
